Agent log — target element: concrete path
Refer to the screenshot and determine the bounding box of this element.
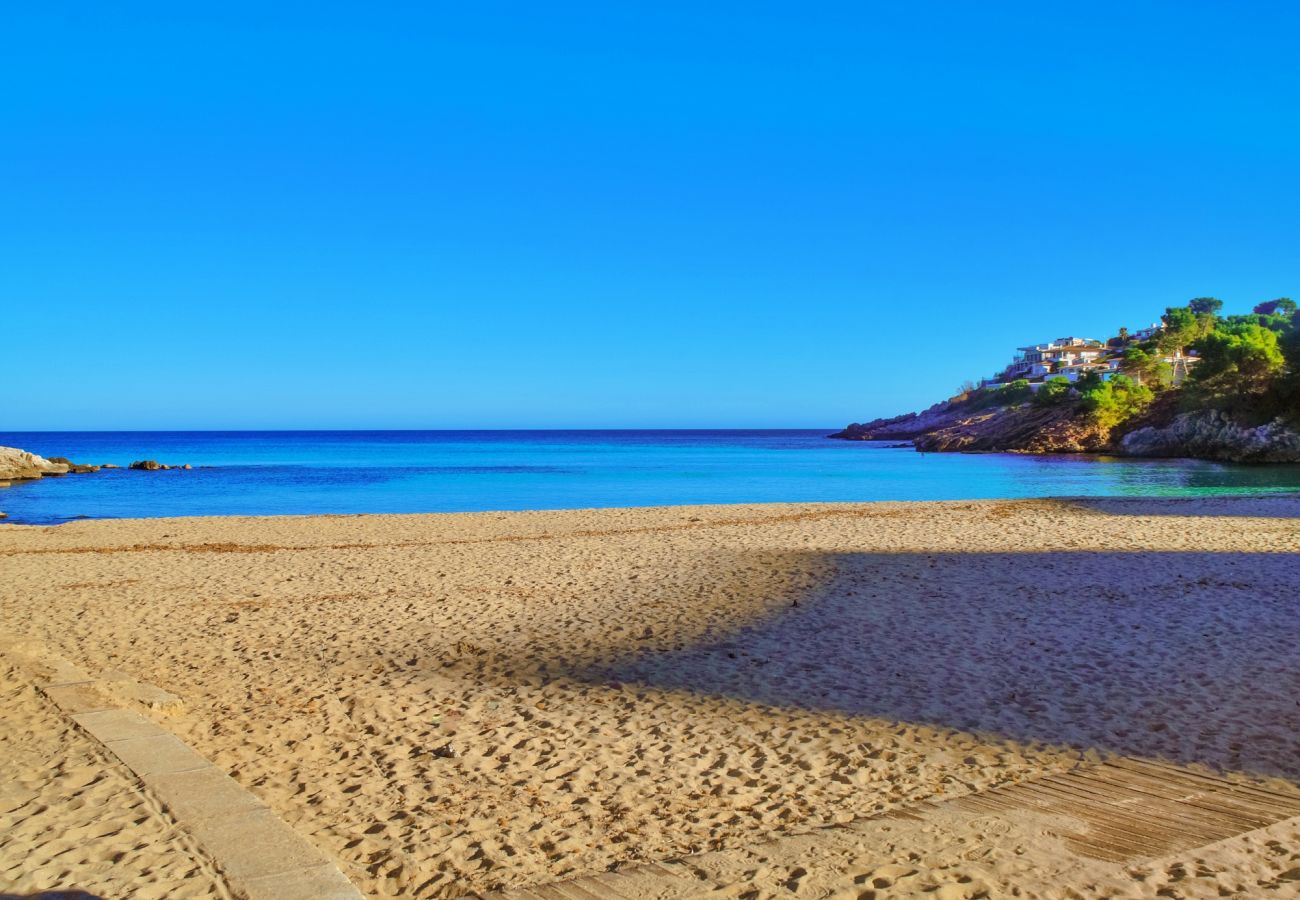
[1,636,363,900]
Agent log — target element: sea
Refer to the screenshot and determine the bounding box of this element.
[2,430,1298,525]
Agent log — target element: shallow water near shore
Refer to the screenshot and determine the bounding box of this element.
[2,429,1299,524]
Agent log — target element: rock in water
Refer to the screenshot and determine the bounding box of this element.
[128,460,190,471]
[48,456,101,474]
[0,447,70,481]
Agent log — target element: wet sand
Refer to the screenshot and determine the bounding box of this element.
[1,497,1297,897]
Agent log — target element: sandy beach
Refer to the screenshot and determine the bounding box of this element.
[2,496,1298,898]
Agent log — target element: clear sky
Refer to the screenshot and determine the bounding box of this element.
[4,2,1298,429]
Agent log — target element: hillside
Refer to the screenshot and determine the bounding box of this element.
[832,298,1300,463]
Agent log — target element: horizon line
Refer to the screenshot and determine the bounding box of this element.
[1,426,841,434]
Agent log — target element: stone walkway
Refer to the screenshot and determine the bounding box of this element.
[485,759,1300,899]
[0,636,363,900]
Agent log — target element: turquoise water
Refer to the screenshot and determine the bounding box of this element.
[2,430,1298,524]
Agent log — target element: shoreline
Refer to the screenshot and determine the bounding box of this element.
[3,489,1300,530]
[3,497,1298,897]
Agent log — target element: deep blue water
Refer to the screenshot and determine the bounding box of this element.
[2,430,1299,524]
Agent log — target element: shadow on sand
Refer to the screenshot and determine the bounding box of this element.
[579,549,1300,780]
[1067,494,1300,518]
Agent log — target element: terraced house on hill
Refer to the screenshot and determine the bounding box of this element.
[998,337,1108,381]
[987,327,1199,388]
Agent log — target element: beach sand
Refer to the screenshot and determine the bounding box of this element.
[0,656,231,898]
[1,497,1298,897]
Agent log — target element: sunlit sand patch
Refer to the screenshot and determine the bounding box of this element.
[0,498,1296,897]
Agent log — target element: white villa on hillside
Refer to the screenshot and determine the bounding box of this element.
[1052,358,1114,383]
[999,337,1107,381]
[1131,322,1163,342]
[984,327,1199,388]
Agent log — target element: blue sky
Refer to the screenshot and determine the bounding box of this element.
[4,2,1298,429]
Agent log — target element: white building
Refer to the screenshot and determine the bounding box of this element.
[1130,322,1163,342]
[997,337,1106,382]
[982,322,1202,391]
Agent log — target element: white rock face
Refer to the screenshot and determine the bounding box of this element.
[1120,411,1300,463]
[0,446,71,481]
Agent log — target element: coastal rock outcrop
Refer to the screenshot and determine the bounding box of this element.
[0,447,70,481]
[49,456,102,474]
[911,404,1112,454]
[129,460,190,471]
[1119,410,1300,463]
[835,401,1300,463]
[833,393,1112,455]
[831,401,965,441]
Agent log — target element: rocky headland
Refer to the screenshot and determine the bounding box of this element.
[832,393,1300,462]
[831,395,1114,454]
[0,446,192,518]
[0,446,192,482]
[868,404,1109,454]
[832,298,1300,463]
[0,447,99,486]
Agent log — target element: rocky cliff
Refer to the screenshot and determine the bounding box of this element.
[836,402,1109,454]
[832,398,1300,462]
[1119,410,1300,463]
[831,401,966,441]
[910,404,1113,454]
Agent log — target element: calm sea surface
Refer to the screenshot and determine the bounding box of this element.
[2,430,1298,524]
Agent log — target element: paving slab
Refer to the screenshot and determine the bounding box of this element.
[240,861,366,900]
[43,681,115,714]
[147,766,268,823]
[189,807,332,881]
[45,660,97,686]
[72,707,165,742]
[103,733,210,777]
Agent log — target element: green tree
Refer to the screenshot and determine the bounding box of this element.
[1160,304,1216,354]
[998,378,1033,405]
[1190,323,1285,391]
[1189,297,1223,316]
[1159,307,1196,353]
[1078,374,1154,430]
[1121,346,1174,389]
[1276,319,1300,417]
[1076,370,1104,393]
[1034,376,1073,406]
[1253,298,1296,317]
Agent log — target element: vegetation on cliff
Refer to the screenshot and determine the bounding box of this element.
[832,298,1300,461]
